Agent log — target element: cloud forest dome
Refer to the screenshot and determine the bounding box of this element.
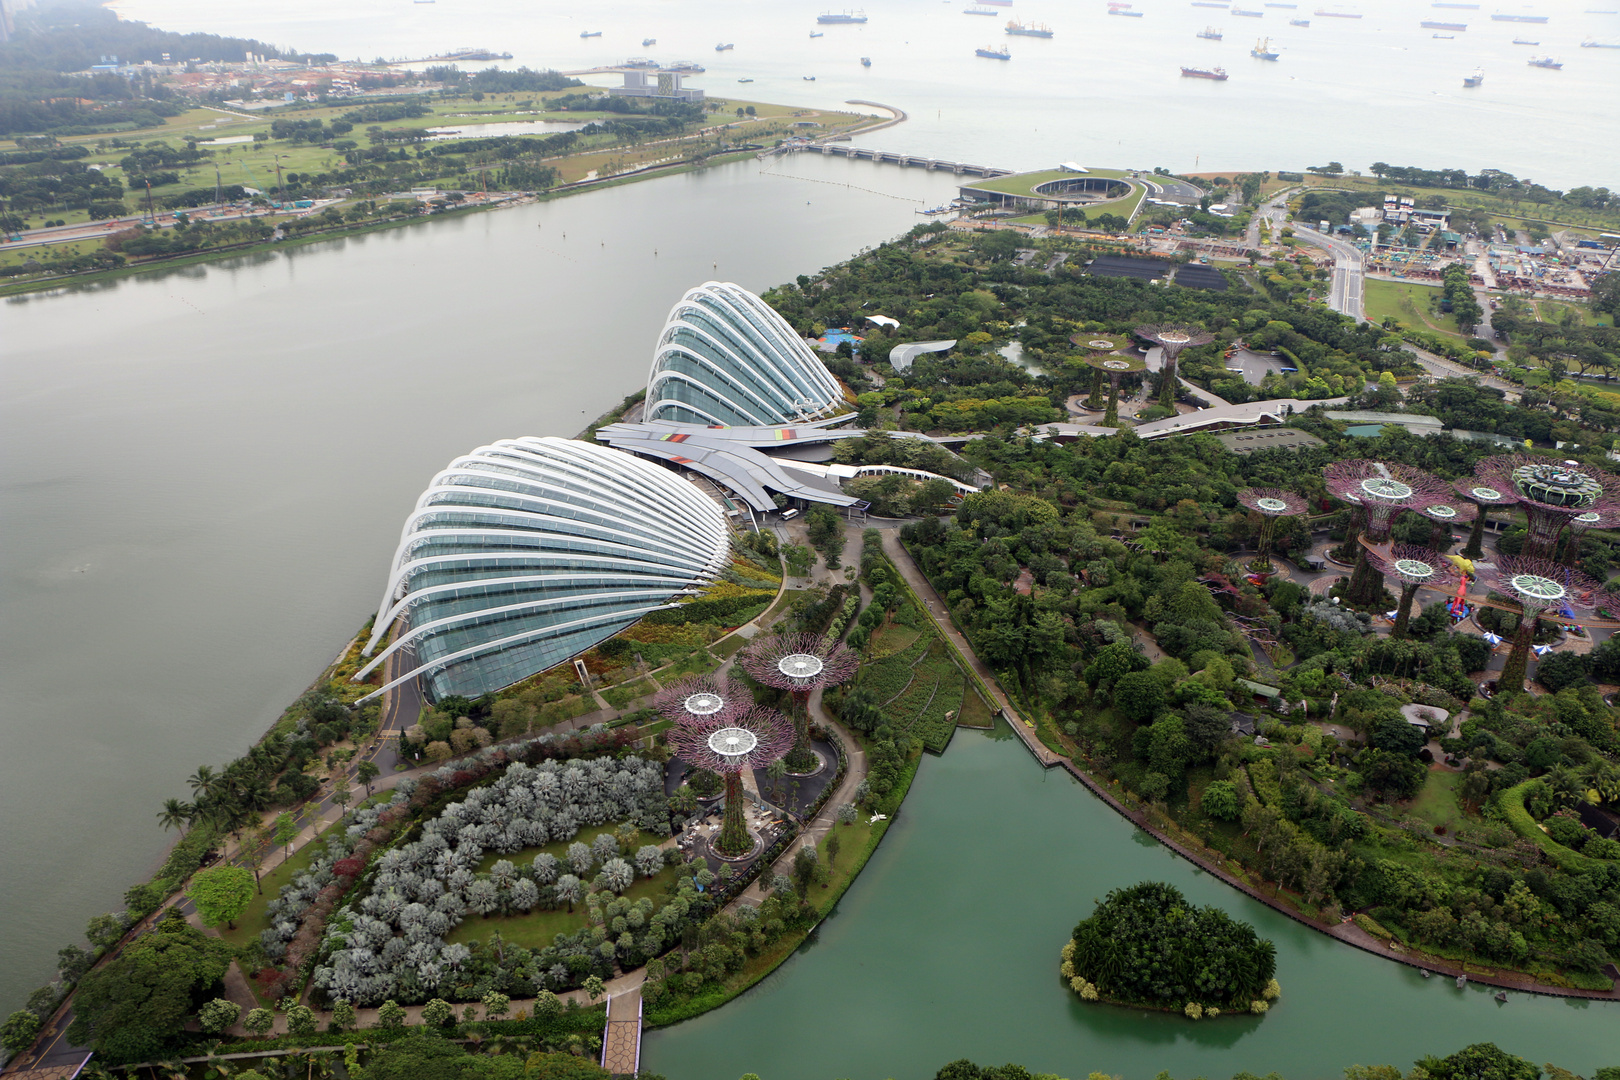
[645,281,846,426]
[356,437,730,703]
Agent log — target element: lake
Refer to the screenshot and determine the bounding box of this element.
[644,723,1620,1080]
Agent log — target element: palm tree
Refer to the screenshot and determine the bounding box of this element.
[156,798,194,834]
[188,764,221,804]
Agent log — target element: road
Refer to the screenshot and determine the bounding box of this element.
[1293,225,1366,320]
[1,200,346,252]
[1245,187,1296,249]
[1140,176,1203,205]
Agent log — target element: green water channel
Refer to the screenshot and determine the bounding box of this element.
[642,723,1620,1080]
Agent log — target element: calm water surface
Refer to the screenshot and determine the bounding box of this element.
[644,724,1620,1080]
[0,155,962,1010]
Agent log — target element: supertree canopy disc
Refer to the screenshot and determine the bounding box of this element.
[1366,543,1460,636]
[1322,460,1454,539]
[1134,324,1216,359]
[1472,455,1620,558]
[666,703,796,857]
[739,633,859,693]
[1083,353,1148,375]
[1237,488,1310,518]
[654,675,743,725]
[1414,496,1479,527]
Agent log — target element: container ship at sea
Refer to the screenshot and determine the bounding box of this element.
[1181,64,1229,78]
[1421,20,1468,29]
[1492,12,1549,21]
[1006,19,1055,36]
[1315,8,1363,16]
[816,10,869,23]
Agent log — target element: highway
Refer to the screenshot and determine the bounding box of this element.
[1293,225,1366,320]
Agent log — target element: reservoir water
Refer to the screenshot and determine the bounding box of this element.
[0,154,962,1011]
[644,724,1620,1080]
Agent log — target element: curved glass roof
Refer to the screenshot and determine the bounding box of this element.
[357,437,729,703]
[646,281,844,426]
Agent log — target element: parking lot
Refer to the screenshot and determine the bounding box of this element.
[1224,347,1290,386]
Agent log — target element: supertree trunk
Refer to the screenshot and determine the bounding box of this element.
[1498,616,1537,695]
[1158,360,1178,410]
[1393,583,1421,638]
[784,689,817,773]
[1330,507,1365,564]
[1461,511,1488,559]
[1253,517,1278,573]
[1103,379,1120,427]
[1345,547,1384,608]
[717,772,750,856]
[1430,522,1453,552]
[1087,368,1104,409]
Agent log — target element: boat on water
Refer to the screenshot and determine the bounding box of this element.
[1291,17,1311,25]
[1433,33,1455,38]
[1492,12,1549,21]
[715,42,734,51]
[981,0,1013,6]
[1512,36,1540,43]
[1265,2,1298,7]
[1581,38,1620,47]
[1198,25,1225,37]
[1109,7,1145,15]
[1434,2,1479,7]
[803,74,816,80]
[1232,6,1265,15]
[1181,64,1230,77]
[1251,35,1280,56]
[1192,1,1227,7]
[861,55,872,65]
[667,60,705,71]
[1528,53,1562,66]
[810,31,824,37]
[1315,8,1363,16]
[580,30,602,38]
[976,44,1013,57]
[1006,19,1055,35]
[817,10,869,23]
[1463,66,1484,84]
[1422,19,1467,28]
[737,77,753,82]
[642,37,657,46]
[964,5,999,13]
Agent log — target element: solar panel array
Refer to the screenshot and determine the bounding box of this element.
[1087,256,1170,281]
[1174,264,1230,291]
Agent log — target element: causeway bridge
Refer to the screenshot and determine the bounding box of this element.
[782,142,1010,177]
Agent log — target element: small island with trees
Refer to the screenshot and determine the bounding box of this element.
[1061,882,1281,1018]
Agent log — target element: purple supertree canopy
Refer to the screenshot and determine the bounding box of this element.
[653,675,742,726]
[665,704,795,776]
[1236,488,1310,518]
[1453,476,1521,512]
[737,632,861,694]
[1413,495,1479,527]
[1134,323,1215,360]
[1366,544,1461,590]
[1479,555,1615,618]
[1472,455,1620,556]
[1322,460,1454,537]
[1083,353,1147,376]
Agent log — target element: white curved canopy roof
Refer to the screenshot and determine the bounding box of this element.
[357,437,729,702]
[646,281,845,426]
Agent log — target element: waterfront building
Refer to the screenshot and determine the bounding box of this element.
[645,281,848,426]
[356,437,729,702]
[609,67,705,103]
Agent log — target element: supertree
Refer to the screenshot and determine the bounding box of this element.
[1135,324,1214,409]
[1322,460,1455,607]
[1411,494,1478,553]
[737,632,860,773]
[1080,353,1147,427]
[1452,477,1521,559]
[1559,507,1620,566]
[1471,455,1620,559]
[1071,334,1124,410]
[663,696,794,857]
[1364,543,1460,638]
[1235,488,1310,573]
[1475,555,1616,695]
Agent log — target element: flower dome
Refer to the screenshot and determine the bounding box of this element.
[646,281,845,426]
[357,437,730,702]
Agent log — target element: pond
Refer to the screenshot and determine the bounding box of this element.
[642,722,1620,1080]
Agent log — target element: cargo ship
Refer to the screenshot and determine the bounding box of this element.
[1581,38,1620,47]
[1527,54,1562,66]
[817,11,869,23]
[965,5,999,13]
[1492,12,1549,20]
[1006,19,1055,35]
[667,60,705,71]
[862,55,872,64]
[976,44,1013,57]
[579,30,601,38]
[1109,7,1145,14]
[1192,1,1227,6]
[1434,2,1478,7]
[1291,17,1311,25]
[1315,8,1363,16]
[1422,20,1467,28]
[1181,64,1230,77]
[1512,36,1540,43]
[1251,35,1280,56]
[1198,25,1224,37]
[642,37,657,46]
[715,42,734,51]
[1463,67,1484,84]
[980,0,1013,6]
[1266,2,1298,7]
[1232,6,1265,15]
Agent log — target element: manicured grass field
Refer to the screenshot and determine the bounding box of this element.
[1406,767,1469,835]
[1363,278,1465,338]
[446,860,682,951]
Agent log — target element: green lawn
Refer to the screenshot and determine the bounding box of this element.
[470,822,645,876]
[446,861,681,951]
[1364,278,1465,338]
[219,831,327,949]
[957,685,996,728]
[1407,768,1469,834]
